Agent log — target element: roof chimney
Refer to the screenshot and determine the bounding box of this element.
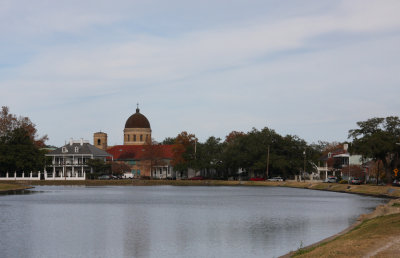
[80,138,84,146]
[70,138,73,146]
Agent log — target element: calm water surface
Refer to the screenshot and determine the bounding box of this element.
[0,186,385,258]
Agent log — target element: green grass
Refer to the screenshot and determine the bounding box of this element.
[0,183,31,192]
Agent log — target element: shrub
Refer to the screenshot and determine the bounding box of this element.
[339,180,348,184]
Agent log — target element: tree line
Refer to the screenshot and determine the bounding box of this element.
[1,106,399,183]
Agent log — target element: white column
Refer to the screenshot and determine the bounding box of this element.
[6,172,9,178]
[14,171,16,180]
[30,171,32,179]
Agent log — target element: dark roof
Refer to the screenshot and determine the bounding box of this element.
[47,142,112,157]
[107,145,174,161]
[125,108,151,129]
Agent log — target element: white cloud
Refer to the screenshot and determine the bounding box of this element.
[1,0,400,145]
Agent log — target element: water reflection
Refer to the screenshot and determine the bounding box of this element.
[0,186,385,258]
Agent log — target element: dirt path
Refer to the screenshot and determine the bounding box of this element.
[363,238,400,257]
[287,199,400,257]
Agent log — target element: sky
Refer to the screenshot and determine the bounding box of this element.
[1,0,399,147]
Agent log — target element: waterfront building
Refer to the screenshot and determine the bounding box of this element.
[45,139,111,180]
[107,144,175,178]
[123,105,152,145]
[93,105,177,179]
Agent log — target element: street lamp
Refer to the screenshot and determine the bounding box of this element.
[303,150,306,182]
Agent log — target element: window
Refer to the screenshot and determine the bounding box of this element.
[134,135,136,141]
[62,147,68,153]
[97,139,101,145]
[128,135,130,141]
[140,135,143,141]
[75,147,79,153]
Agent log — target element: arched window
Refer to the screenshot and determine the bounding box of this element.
[134,135,137,141]
[97,139,101,145]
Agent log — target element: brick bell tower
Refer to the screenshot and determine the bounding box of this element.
[93,132,108,150]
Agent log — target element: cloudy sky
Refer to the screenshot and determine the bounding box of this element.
[1,0,399,146]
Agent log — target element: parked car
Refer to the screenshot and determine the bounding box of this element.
[351,177,361,185]
[268,177,284,182]
[189,176,204,180]
[325,176,337,183]
[98,175,110,180]
[392,179,400,187]
[249,177,264,181]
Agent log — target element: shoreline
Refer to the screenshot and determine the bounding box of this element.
[2,179,400,198]
[1,180,399,256]
[0,183,33,194]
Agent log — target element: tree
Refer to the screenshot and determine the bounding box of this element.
[142,139,165,178]
[0,127,46,174]
[195,136,223,178]
[348,116,400,183]
[162,137,176,145]
[111,161,131,176]
[0,108,47,175]
[0,106,48,147]
[171,131,197,177]
[86,159,111,179]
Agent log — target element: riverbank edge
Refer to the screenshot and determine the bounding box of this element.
[282,198,400,257]
[0,183,33,193]
[2,179,400,198]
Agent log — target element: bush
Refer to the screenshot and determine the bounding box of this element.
[339,180,348,184]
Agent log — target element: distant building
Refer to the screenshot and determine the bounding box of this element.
[107,145,175,178]
[124,105,152,145]
[93,105,177,179]
[93,132,108,150]
[45,139,111,180]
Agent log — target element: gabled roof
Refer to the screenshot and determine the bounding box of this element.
[47,143,112,157]
[107,144,174,161]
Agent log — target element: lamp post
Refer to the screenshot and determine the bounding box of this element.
[303,150,306,182]
[266,145,270,180]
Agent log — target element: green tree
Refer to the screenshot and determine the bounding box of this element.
[195,136,223,178]
[86,159,111,179]
[348,116,400,183]
[171,131,197,177]
[0,127,46,175]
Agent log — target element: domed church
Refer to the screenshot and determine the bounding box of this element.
[124,105,152,145]
[93,104,175,179]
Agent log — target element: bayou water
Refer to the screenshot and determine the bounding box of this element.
[0,186,384,257]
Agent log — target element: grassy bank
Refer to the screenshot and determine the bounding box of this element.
[0,183,32,192]
[290,198,400,257]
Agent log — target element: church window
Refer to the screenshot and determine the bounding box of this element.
[97,139,101,145]
[134,135,136,141]
[140,135,143,141]
[128,135,130,141]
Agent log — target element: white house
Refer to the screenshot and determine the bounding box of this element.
[45,139,111,180]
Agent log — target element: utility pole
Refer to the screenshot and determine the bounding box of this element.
[303,150,306,182]
[266,145,270,179]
